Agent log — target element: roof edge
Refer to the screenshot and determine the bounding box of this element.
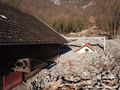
[0,42,64,46]
[33,15,68,43]
[75,43,95,52]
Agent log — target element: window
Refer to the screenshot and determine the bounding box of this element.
[85,48,89,52]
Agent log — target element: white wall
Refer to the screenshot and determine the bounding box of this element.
[76,46,94,53]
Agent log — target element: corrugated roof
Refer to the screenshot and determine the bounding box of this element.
[0,2,68,44]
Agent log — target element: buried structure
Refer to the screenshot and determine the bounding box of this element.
[0,2,67,89]
[75,43,95,53]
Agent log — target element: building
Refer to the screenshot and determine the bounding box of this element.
[0,2,68,74]
[75,43,95,53]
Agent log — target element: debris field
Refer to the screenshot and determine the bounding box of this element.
[14,39,120,90]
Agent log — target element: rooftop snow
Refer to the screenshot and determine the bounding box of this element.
[0,14,8,19]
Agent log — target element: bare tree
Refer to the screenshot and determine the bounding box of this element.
[97,0,120,38]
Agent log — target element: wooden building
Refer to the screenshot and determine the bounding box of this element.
[0,2,67,75]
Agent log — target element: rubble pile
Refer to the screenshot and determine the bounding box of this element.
[14,39,120,90]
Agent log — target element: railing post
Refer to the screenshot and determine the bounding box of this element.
[104,37,106,50]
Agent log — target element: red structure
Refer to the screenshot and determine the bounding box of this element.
[3,72,22,90]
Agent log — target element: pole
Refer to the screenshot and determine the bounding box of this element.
[104,37,105,50]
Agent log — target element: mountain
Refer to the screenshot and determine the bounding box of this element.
[2,0,106,33]
[21,0,105,18]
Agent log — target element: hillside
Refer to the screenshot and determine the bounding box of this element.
[21,0,105,22]
[2,0,120,37]
[17,0,106,33]
[3,0,120,38]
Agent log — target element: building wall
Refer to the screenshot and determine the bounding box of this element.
[0,44,59,74]
[76,46,94,53]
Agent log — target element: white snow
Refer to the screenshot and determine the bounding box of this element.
[0,15,8,19]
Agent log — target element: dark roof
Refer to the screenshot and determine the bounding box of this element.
[0,2,68,45]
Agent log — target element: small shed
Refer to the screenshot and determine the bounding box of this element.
[75,43,95,53]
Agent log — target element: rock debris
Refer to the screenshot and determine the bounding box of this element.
[14,39,120,90]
